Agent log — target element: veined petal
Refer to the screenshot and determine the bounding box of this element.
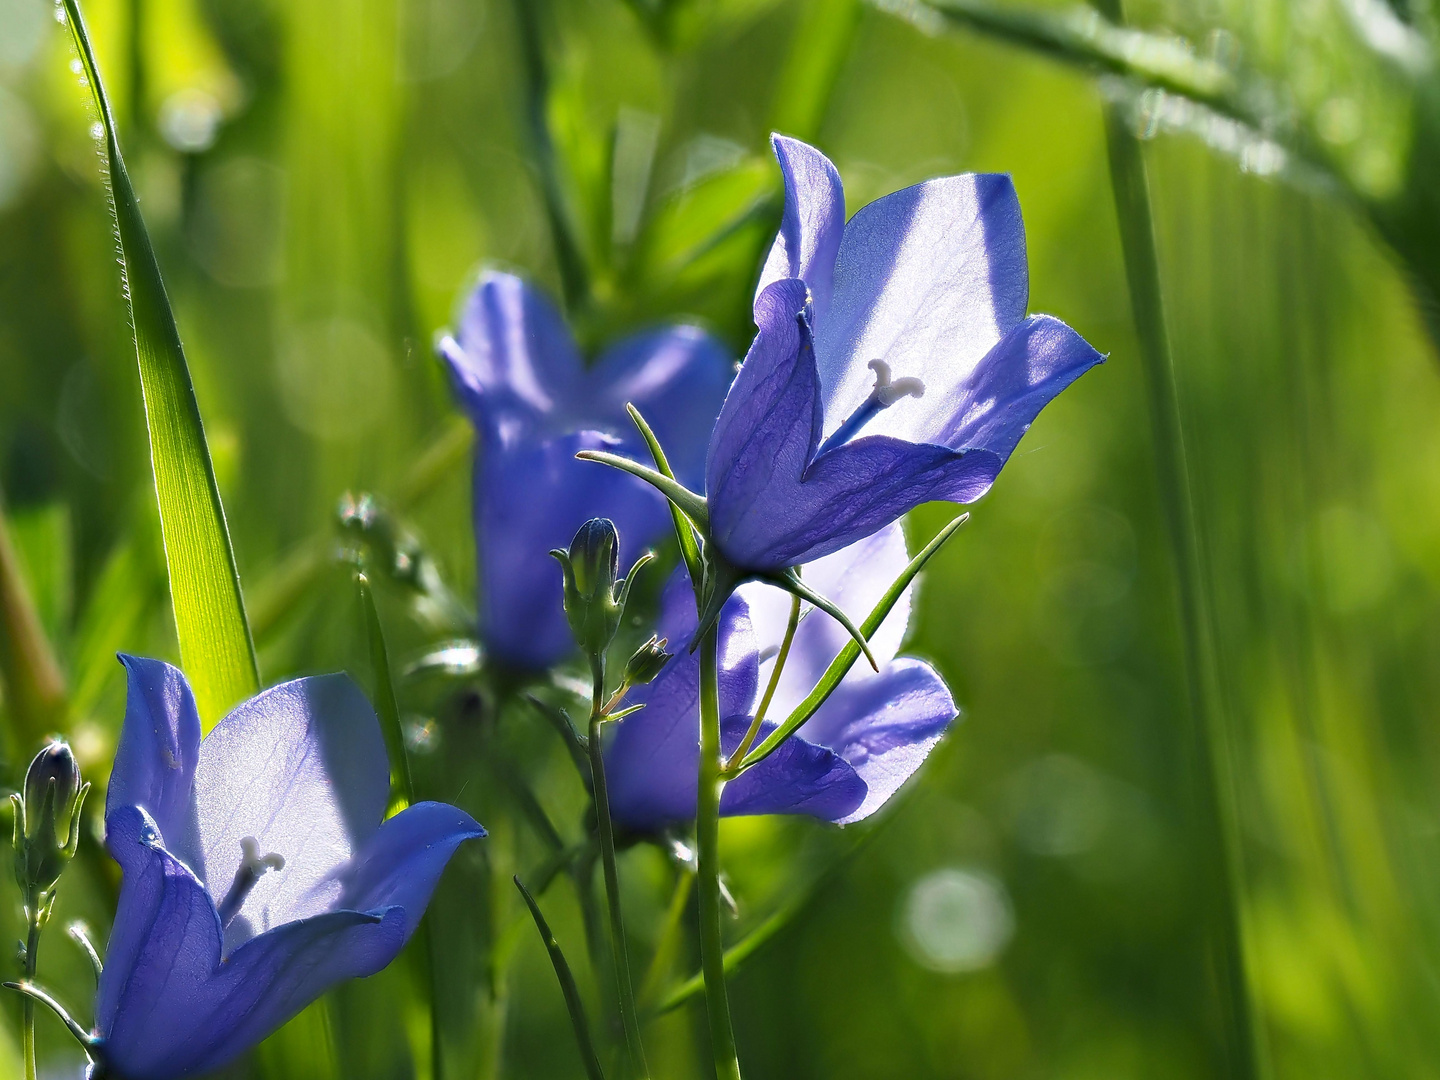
[333,801,486,939]
[936,314,1105,455]
[189,675,390,951]
[606,588,759,830]
[706,278,822,567]
[799,657,957,824]
[99,806,404,1080]
[739,522,914,721]
[719,717,866,821]
[816,172,1029,446]
[108,656,201,850]
[587,325,733,487]
[445,270,583,426]
[756,135,847,323]
[720,431,1001,569]
[477,429,673,669]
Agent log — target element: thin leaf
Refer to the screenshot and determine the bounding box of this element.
[573,449,710,530]
[513,877,607,1080]
[626,404,702,584]
[355,574,414,813]
[737,513,967,772]
[61,0,258,729]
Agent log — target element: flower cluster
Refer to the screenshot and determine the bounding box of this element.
[7,134,1100,1080]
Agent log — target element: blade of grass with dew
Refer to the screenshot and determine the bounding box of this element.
[738,512,967,771]
[61,0,258,730]
[1095,2,1262,1072]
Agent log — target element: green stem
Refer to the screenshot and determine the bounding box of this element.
[510,0,590,312]
[697,625,742,1080]
[1095,5,1262,1075]
[588,663,649,1079]
[22,897,45,1080]
[726,594,800,772]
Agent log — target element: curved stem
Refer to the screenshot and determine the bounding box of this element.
[697,625,742,1080]
[726,594,800,773]
[588,662,649,1079]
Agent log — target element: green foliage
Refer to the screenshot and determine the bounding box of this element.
[3,0,1440,1078]
[61,0,258,730]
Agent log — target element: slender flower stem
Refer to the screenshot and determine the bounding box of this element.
[727,594,800,773]
[23,907,39,1080]
[696,624,742,1080]
[587,660,649,1079]
[1095,3,1261,1073]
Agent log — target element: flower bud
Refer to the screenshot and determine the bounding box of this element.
[552,519,624,659]
[13,738,90,900]
[623,635,672,686]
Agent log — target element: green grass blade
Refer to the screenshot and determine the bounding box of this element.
[513,877,607,1080]
[1094,2,1262,1070]
[355,573,414,814]
[737,513,967,772]
[61,0,259,729]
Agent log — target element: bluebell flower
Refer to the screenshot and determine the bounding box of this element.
[605,523,957,828]
[706,136,1105,571]
[93,656,484,1079]
[439,271,732,669]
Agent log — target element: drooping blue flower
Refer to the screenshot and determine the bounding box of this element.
[439,271,732,669]
[605,523,957,829]
[706,135,1105,571]
[93,656,485,1080]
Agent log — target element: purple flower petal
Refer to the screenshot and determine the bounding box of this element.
[937,314,1105,454]
[107,656,201,850]
[717,717,866,821]
[333,801,487,939]
[186,675,390,951]
[815,172,1030,446]
[706,278,823,565]
[441,270,583,428]
[98,807,405,1080]
[740,522,914,719]
[606,585,759,830]
[586,325,734,486]
[477,429,672,669]
[799,657,956,824]
[756,134,846,323]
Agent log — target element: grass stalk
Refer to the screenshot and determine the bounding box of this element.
[1096,4,1263,1074]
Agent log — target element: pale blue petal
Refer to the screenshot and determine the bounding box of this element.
[756,135,847,323]
[190,675,389,951]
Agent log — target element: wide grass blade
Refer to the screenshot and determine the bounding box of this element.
[61,0,259,728]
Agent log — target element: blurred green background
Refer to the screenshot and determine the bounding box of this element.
[5,0,1440,1076]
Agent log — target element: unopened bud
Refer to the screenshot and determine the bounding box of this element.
[552,519,624,658]
[13,738,90,900]
[623,635,672,686]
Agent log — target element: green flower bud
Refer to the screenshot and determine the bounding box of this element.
[552,519,624,659]
[13,738,90,900]
[623,635,672,686]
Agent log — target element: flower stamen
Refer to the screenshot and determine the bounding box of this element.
[216,837,285,928]
[817,359,925,455]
